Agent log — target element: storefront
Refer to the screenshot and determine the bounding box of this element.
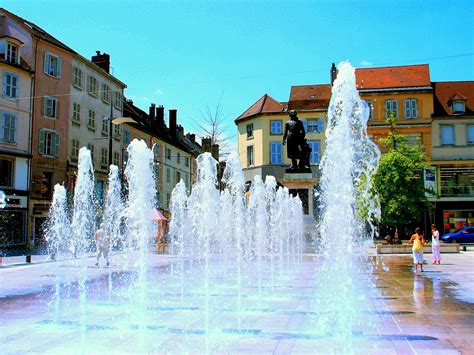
[0,194,28,246]
[30,201,51,248]
[443,209,474,234]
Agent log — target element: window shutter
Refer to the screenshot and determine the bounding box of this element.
[405,99,411,118]
[11,114,16,143]
[393,100,398,112]
[53,133,60,157]
[54,98,58,118]
[317,119,323,132]
[57,57,62,78]
[412,99,418,118]
[39,129,45,154]
[2,75,6,97]
[0,113,4,141]
[43,53,49,74]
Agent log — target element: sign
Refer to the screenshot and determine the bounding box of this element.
[423,167,438,197]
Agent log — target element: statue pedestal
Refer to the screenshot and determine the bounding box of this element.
[281,173,318,237]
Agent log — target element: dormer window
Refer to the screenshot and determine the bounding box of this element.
[6,43,18,64]
[452,100,465,115]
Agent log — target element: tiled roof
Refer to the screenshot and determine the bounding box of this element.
[236,94,286,122]
[433,81,474,116]
[355,64,431,90]
[288,84,331,110]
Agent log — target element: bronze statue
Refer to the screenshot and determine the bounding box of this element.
[283,110,311,173]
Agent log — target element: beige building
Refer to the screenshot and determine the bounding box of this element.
[0,16,34,246]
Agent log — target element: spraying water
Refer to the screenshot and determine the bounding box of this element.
[317,62,380,344]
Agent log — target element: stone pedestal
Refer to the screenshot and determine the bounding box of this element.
[281,173,318,235]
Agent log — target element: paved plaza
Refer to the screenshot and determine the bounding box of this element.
[0,250,473,354]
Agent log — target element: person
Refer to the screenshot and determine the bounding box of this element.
[95,223,110,267]
[283,110,306,172]
[409,228,425,273]
[431,224,441,264]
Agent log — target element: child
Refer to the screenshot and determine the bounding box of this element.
[431,224,441,264]
[409,228,425,273]
[95,223,110,267]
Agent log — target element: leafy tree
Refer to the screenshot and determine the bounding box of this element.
[374,113,429,231]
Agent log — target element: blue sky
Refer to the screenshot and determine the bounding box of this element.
[5,0,474,144]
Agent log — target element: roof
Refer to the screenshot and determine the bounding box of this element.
[355,64,431,90]
[236,94,286,122]
[432,81,474,116]
[0,8,126,88]
[288,84,331,111]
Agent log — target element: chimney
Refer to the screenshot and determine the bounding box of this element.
[149,103,156,120]
[156,105,165,128]
[202,137,212,152]
[330,62,337,85]
[169,109,177,136]
[189,133,196,144]
[92,51,110,73]
[211,144,219,161]
[177,125,184,139]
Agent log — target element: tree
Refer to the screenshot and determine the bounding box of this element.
[374,113,429,232]
[193,93,234,158]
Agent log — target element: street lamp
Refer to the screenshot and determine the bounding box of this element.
[103,102,135,167]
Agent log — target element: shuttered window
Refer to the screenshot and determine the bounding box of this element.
[44,96,57,118]
[270,142,282,164]
[385,99,398,118]
[3,72,19,98]
[440,126,454,145]
[405,99,418,119]
[1,112,16,143]
[39,130,60,156]
[308,141,321,164]
[44,52,62,78]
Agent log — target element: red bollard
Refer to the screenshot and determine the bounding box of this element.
[26,255,32,263]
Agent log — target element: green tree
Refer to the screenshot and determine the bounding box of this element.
[374,113,429,230]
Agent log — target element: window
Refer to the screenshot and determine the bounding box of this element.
[101,83,110,103]
[72,103,81,123]
[44,97,57,118]
[302,120,308,132]
[0,157,13,187]
[6,43,18,64]
[87,143,95,162]
[166,147,171,160]
[365,100,374,120]
[441,126,454,145]
[3,72,19,98]
[404,99,418,119]
[113,124,121,140]
[114,91,122,108]
[1,112,16,143]
[246,124,254,138]
[154,163,160,180]
[177,153,181,164]
[467,125,474,145]
[153,143,160,158]
[166,168,170,183]
[88,109,96,129]
[385,99,398,118]
[270,120,282,135]
[72,66,83,88]
[101,147,108,167]
[44,52,62,78]
[113,151,120,166]
[185,156,189,167]
[71,139,80,161]
[406,134,422,147]
[247,145,254,166]
[124,129,130,145]
[452,100,466,115]
[102,118,108,135]
[176,171,181,184]
[307,119,324,133]
[308,141,321,164]
[39,129,60,157]
[270,142,282,164]
[87,76,98,96]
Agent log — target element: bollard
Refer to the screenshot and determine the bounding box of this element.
[26,255,32,263]
[0,257,2,266]
[463,245,467,252]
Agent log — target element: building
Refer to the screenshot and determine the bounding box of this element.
[68,51,126,205]
[0,14,34,247]
[430,81,474,234]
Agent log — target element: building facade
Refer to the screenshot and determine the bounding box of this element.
[0,14,34,246]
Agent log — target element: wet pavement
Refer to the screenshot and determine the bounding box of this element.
[0,251,473,354]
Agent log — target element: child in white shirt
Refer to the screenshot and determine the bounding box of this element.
[431,224,441,264]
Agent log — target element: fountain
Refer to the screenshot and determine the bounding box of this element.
[0,63,383,353]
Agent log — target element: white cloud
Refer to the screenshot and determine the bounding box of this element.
[359,60,373,66]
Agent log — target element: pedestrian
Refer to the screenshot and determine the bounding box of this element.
[409,227,425,273]
[431,224,441,264]
[95,223,110,267]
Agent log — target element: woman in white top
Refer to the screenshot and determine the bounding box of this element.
[431,224,441,264]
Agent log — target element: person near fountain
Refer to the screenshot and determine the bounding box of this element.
[431,224,441,265]
[409,228,425,273]
[95,223,110,267]
[283,110,307,172]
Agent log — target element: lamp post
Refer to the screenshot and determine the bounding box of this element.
[104,101,135,167]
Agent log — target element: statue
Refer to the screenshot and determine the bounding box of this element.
[283,110,312,173]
